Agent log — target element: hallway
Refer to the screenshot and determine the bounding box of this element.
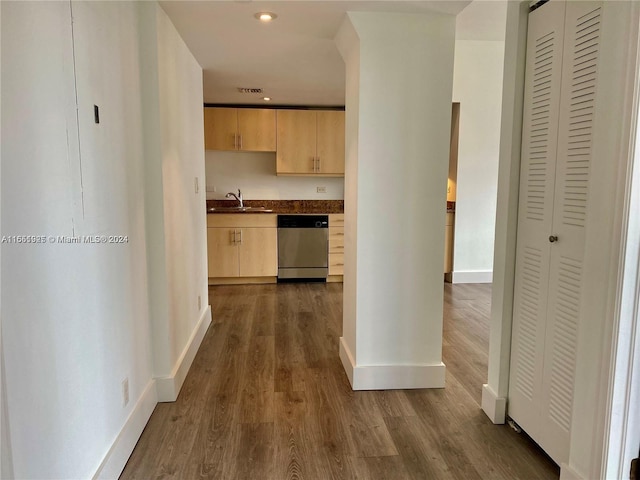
[120,283,559,479]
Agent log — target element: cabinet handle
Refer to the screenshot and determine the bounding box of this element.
[231,230,237,244]
[233,133,238,149]
[312,157,316,172]
[239,134,243,150]
[317,156,321,173]
[549,235,558,243]
[238,229,243,245]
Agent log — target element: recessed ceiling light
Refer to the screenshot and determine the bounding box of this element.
[255,12,277,22]
[263,97,271,102]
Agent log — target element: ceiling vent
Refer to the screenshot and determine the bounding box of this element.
[237,87,263,94]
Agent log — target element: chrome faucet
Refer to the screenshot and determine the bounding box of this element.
[225,189,243,208]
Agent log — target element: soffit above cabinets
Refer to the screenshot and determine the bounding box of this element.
[159,1,472,106]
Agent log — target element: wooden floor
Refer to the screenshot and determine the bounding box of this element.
[120,283,559,479]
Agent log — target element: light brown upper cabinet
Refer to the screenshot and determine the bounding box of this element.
[204,107,276,152]
[276,110,345,176]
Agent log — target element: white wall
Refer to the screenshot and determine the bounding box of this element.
[0,2,9,476]
[451,6,506,284]
[336,11,455,390]
[1,1,209,477]
[205,151,344,200]
[138,2,210,403]
[1,2,154,478]
[156,4,209,382]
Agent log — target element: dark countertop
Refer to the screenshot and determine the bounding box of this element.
[207,200,454,214]
[207,199,344,214]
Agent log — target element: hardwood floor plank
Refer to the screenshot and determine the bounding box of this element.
[384,415,459,480]
[238,335,275,423]
[373,390,417,419]
[361,455,413,480]
[232,423,275,479]
[120,283,559,480]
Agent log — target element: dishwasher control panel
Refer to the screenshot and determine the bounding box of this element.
[277,215,328,228]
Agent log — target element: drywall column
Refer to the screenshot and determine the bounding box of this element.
[482,1,529,424]
[335,12,455,390]
[137,3,210,403]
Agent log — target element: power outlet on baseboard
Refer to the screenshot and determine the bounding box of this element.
[122,377,129,407]
[317,186,327,193]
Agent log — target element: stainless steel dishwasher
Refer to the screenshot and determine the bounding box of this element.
[277,215,329,281]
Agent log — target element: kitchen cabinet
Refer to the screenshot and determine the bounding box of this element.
[204,107,276,152]
[444,212,454,276]
[276,110,345,176]
[207,214,277,283]
[328,214,344,280]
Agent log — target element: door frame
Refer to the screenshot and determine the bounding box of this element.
[484,1,640,479]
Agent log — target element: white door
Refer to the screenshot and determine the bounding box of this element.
[509,0,567,451]
[539,2,601,463]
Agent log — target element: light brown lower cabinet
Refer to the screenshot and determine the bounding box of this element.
[207,214,277,282]
[328,214,344,280]
[444,212,454,275]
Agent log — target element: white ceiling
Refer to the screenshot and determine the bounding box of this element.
[160,0,505,106]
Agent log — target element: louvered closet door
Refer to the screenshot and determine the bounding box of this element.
[539,2,601,464]
[508,0,566,449]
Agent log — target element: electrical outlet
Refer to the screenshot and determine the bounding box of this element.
[195,177,199,194]
[206,185,216,193]
[122,378,129,407]
[198,295,202,310]
[317,186,327,193]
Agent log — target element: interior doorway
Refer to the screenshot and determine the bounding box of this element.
[445,103,460,283]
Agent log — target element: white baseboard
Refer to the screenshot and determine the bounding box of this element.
[481,384,507,424]
[559,463,584,480]
[452,270,493,284]
[339,337,356,387]
[156,305,212,402]
[92,379,158,480]
[339,337,446,390]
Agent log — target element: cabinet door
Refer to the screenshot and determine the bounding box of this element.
[237,108,276,152]
[207,228,239,277]
[204,107,237,151]
[316,110,345,175]
[238,228,277,277]
[276,110,317,174]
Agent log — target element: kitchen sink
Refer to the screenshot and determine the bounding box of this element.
[207,206,273,213]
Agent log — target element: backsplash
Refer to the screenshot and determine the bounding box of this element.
[205,151,344,200]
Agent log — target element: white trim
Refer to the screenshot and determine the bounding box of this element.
[155,305,211,402]
[559,463,584,480]
[92,379,158,480]
[483,0,529,426]
[603,5,640,476]
[481,384,507,424]
[451,270,493,284]
[339,337,445,390]
[339,337,355,387]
